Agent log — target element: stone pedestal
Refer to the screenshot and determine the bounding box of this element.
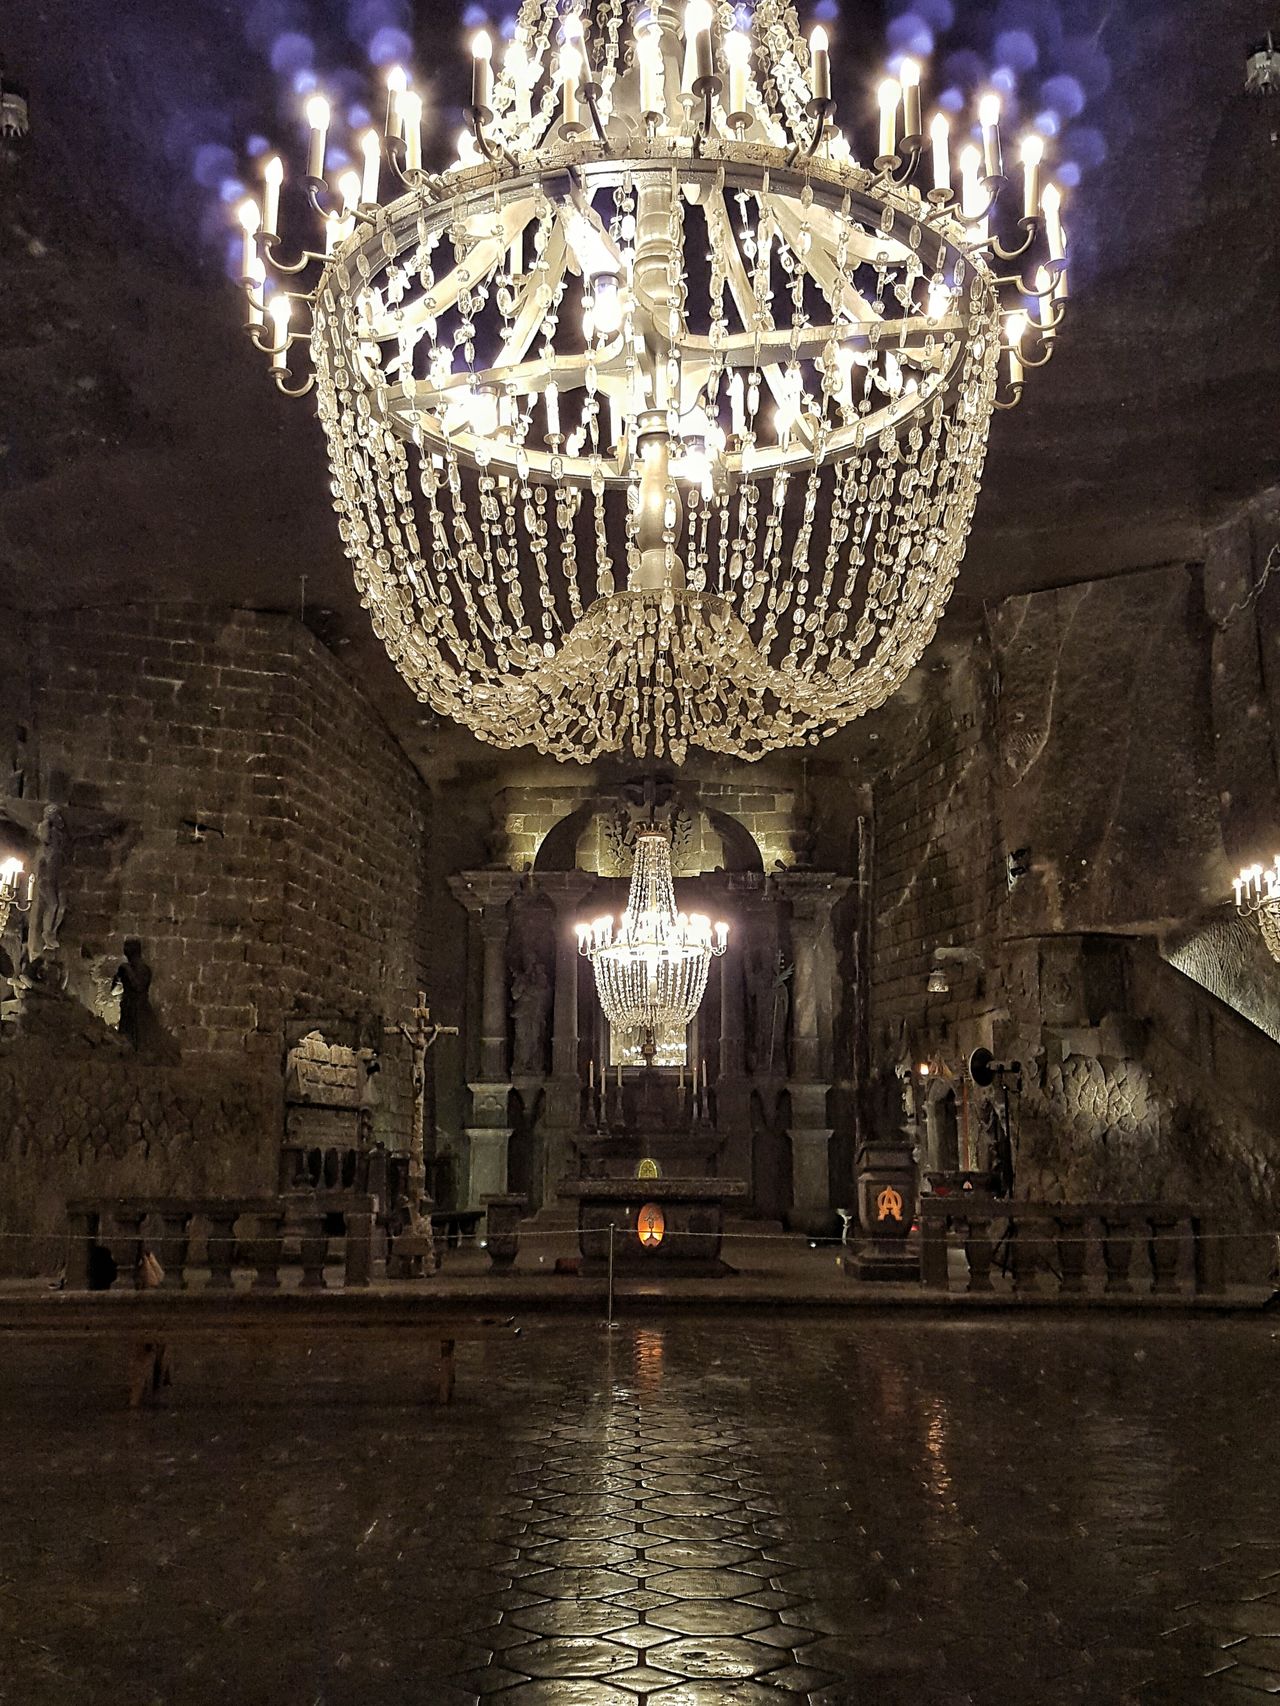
[466,1126,511,1206]
[788,1127,834,1235]
[848,1140,919,1281]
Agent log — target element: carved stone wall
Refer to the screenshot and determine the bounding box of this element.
[0,604,430,1263]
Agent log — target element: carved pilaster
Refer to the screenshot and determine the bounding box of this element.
[449,871,521,1085]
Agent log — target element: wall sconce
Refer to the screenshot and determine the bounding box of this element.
[0,61,29,151]
[927,944,985,996]
[0,856,33,935]
[1234,856,1280,962]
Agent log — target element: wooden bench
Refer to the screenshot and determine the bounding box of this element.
[0,1292,518,1409]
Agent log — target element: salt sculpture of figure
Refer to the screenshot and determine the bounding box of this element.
[510,954,551,1077]
[114,938,157,1051]
[29,804,68,955]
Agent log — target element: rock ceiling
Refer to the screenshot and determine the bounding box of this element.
[0,0,1276,780]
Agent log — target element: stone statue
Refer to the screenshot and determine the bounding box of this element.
[510,953,551,1077]
[113,938,171,1055]
[28,804,68,956]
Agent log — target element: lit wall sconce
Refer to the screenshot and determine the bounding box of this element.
[1006,845,1031,889]
[927,944,985,996]
[1246,31,1280,143]
[1234,856,1280,962]
[927,966,950,995]
[0,856,33,935]
[0,62,29,151]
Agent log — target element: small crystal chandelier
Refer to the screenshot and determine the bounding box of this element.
[237,0,1070,762]
[1234,857,1280,962]
[577,825,727,1061]
[0,856,31,937]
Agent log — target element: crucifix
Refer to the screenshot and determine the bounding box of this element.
[385,992,457,1276]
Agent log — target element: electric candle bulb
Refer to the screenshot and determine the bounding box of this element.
[1005,310,1027,385]
[237,198,260,279]
[267,294,292,369]
[960,144,984,213]
[262,154,283,237]
[877,77,900,162]
[929,111,950,193]
[809,27,831,105]
[305,94,330,181]
[899,56,922,140]
[472,30,493,116]
[338,169,360,217]
[685,0,714,88]
[725,29,750,120]
[978,90,1002,179]
[246,256,265,328]
[385,66,407,138]
[506,40,532,124]
[1020,132,1044,220]
[1041,180,1065,261]
[360,129,380,204]
[560,45,582,127]
[399,89,423,171]
[638,22,664,118]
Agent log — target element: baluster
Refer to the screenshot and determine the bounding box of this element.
[919,1208,949,1289]
[1010,1213,1045,1294]
[1148,1213,1182,1295]
[297,1210,329,1288]
[343,1202,374,1288]
[252,1207,287,1289]
[1101,1215,1136,1294]
[155,1209,193,1290]
[65,1206,97,1291]
[204,1207,241,1290]
[960,1214,995,1292]
[110,1205,148,1288]
[1052,1210,1089,1294]
[1192,1213,1225,1296]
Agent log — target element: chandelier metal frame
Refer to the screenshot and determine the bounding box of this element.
[577,825,727,1062]
[237,0,1070,763]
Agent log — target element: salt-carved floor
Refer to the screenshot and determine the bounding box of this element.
[3,1315,1280,1703]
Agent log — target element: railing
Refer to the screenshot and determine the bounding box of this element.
[279,1141,392,1198]
[64,1195,378,1291]
[918,1195,1224,1298]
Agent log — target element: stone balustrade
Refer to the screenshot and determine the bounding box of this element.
[65,1194,378,1292]
[918,1195,1225,1298]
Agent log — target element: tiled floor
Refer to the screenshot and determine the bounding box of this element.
[3,1313,1280,1703]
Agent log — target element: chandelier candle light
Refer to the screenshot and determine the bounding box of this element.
[577,826,727,1062]
[1234,857,1280,962]
[238,0,1071,762]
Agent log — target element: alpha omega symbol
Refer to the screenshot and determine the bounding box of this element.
[876,1185,904,1223]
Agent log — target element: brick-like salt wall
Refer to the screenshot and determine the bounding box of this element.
[869,656,1006,1056]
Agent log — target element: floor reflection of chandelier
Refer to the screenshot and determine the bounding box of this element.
[1234,858,1280,962]
[237,0,1070,762]
[577,827,727,1061]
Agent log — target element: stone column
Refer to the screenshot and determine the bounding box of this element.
[535,872,596,1208]
[708,874,753,1187]
[772,870,852,1234]
[448,870,521,1206]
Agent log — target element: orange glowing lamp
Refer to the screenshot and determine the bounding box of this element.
[637,1203,666,1248]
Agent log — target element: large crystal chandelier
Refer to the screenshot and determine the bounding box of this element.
[577,826,727,1059]
[1234,858,1280,962]
[237,0,1070,762]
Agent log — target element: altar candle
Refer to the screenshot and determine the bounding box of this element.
[617,1061,622,1090]
[589,1059,595,1089]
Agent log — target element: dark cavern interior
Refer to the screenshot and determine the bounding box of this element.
[2,1,1279,1701]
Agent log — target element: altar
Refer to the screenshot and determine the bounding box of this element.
[561,1175,748,1276]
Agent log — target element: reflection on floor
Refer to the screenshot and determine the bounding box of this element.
[3,1315,1279,1702]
